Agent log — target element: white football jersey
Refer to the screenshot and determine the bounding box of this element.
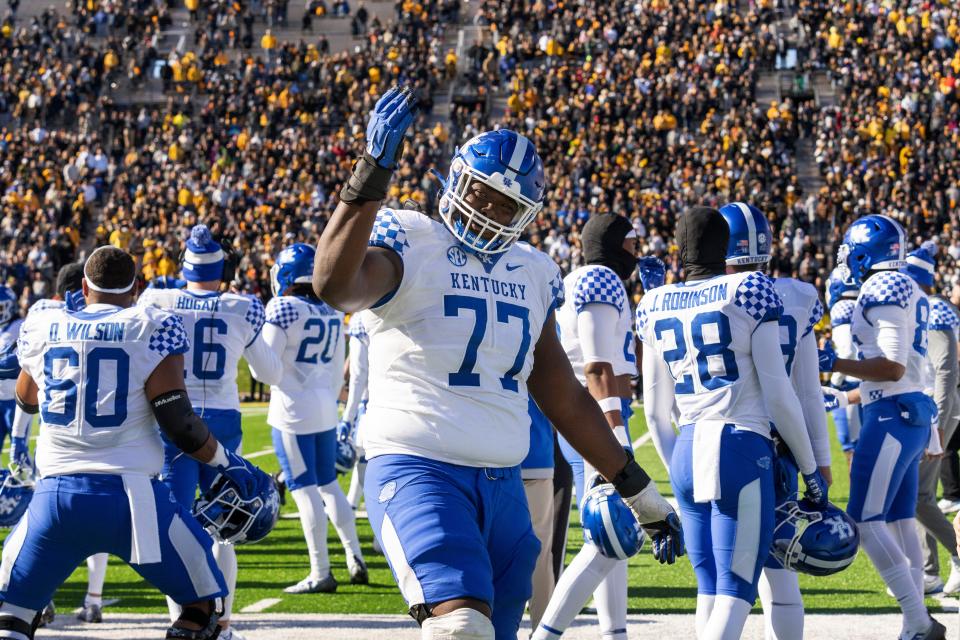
[17,303,188,477]
[829,298,859,387]
[556,265,636,384]
[851,271,928,404]
[360,208,563,468]
[928,296,960,341]
[637,271,783,437]
[0,319,23,399]
[773,278,823,381]
[137,288,265,413]
[264,295,345,433]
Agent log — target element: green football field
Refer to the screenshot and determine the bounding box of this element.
[7,407,955,616]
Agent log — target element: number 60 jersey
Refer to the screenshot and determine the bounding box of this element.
[360,209,563,468]
[636,271,784,436]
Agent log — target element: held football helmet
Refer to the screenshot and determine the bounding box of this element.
[438,130,545,254]
[718,202,772,266]
[0,464,35,528]
[581,484,645,560]
[637,256,666,291]
[0,286,16,326]
[771,498,859,576]
[193,473,280,545]
[271,243,316,297]
[825,267,858,309]
[335,439,357,476]
[837,214,906,285]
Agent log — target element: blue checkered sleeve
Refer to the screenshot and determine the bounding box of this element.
[265,297,299,330]
[929,298,960,332]
[635,303,649,343]
[734,272,783,323]
[573,266,624,314]
[548,267,565,314]
[830,300,854,327]
[244,296,266,343]
[148,314,189,357]
[347,316,367,340]
[803,297,824,338]
[369,209,409,257]
[859,271,913,311]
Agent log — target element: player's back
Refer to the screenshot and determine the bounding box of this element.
[773,277,823,385]
[637,271,782,435]
[264,295,345,432]
[138,287,265,413]
[17,303,187,476]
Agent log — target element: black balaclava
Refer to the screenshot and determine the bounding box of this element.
[676,206,729,281]
[581,213,636,280]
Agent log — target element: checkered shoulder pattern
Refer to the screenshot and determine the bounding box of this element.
[573,266,624,314]
[266,297,299,330]
[148,313,189,358]
[734,272,783,323]
[369,208,409,257]
[859,271,913,311]
[244,295,266,335]
[929,298,960,332]
[830,299,855,327]
[635,301,650,343]
[548,266,565,313]
[347,314,367,340]
[803,297,824,338]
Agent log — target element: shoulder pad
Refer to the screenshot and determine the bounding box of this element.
[734,272,783,322]
[859,271,914,310]
[573,266,624,314]
[266,297,300,330]
[929,298,960,332]
[830,299,855,326]
[369,208,411,257]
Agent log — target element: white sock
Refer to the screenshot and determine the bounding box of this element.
[859,520,929,634]
[320,480,363,561]
[213,541,237,624]
[595,559,627,640]
[888,519,924,597]
[758,567,803,640]
[291,486,330,579]
[695,594,715,638]
[533,544,618,639]
[166,597,181,623]
[702,595,752,640]
[347,460,366,509]
[85,553,108,606]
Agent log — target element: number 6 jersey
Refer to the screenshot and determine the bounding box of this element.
[361,208,563,468]
[636,271,784,437]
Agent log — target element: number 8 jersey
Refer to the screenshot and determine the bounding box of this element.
[360,208,563,468]
[636,271,783,436]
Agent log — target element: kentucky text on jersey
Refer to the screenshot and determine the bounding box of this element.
[49,321,125,342]
[650,283,729,312]
[449,272,528,301]
[176,296,220,312]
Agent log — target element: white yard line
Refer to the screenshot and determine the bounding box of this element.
[245,448,275,460]
[239,598,282,614]
[631,431,652,451]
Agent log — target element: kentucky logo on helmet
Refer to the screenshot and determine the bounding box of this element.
[718,202,772,266]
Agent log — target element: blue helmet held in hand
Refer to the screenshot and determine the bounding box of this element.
[581,484,645,560]
[0,466,34,528]
[193,471,280,545]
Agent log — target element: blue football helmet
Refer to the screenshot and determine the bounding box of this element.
[335,439,357,476]
[581,484,645,560]
[837,214,906,285]
[270,243,316,297]
[771,499,859,576]
[193,473,280,545]
[825,267,858,309]
[637,256,666,291]
[0,286,16,326]
[0,465,34,528]
[718,202,772,265]
[438,130,545,254]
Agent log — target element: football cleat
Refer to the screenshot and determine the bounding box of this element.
[771,499,859,576]
[718,202,772,265]
[836,214,906,285]
[581,483,645,560]
[943,557,960,595]
[36,601,55,628]
[348,555,369,585]
[284,574,338,594]
[77,602,103,623]
[270,243,315,297]
[937,498,960,514]
[902,618,947,640]
[923,573,944,595]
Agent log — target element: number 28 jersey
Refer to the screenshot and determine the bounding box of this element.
[636,271,783,436]
[361,209,563,468]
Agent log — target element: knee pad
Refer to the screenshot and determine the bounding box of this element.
[421,608,494,640]
[165,600,223,640]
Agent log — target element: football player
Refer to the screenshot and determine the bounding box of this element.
[533,213,640,640]
[342,309,371,511]
[638,206,826,640]
[262,243,367,594]
[820,215,947,640]
[825,267,861,462]
[313,86,683,640]
[138,225,282,640]
[2,246,271,640]
[718,202,832,640]
[0,285,23,453]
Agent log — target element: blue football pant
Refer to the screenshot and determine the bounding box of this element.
[161,409,242,509]
[272,428,336,490]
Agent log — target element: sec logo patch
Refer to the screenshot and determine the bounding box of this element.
[447,246,468,267]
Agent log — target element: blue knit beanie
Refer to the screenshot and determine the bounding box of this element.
[182,224,225,282]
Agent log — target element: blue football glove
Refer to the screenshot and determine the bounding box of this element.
[365,86,419,169]
[336,420,353,443]
[0,344,20,381]
[10,436,30,470]
[647,513,685,565]
[637,256,666,291]
[818,342,837,373]
[822,386,849,412]
[216,449,266,500]
[802,469,829,507]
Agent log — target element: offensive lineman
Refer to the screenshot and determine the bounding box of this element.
[313,86,683,640]
[820,215,946,640]
[262,242,367,594]
[1,246,271,640]
[138,225,283,640]
[639,206,826,640]
[533,213,640,640]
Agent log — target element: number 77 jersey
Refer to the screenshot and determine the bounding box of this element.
[636,271,784,436]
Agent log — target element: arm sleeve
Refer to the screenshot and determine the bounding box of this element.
[753,321,817,474]
[865,305,910,365]
[245,331,283,386]
[830,324,858,387]
[641,343,677,470]
[578,303,620,365]
[10,406,31,439]
[342,334,369,424]
[794,329,831,466]
[249,322,286,385]
[928,329,959,433]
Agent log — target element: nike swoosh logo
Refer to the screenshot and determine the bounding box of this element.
[878,416,893,422]
[506,264,523,272]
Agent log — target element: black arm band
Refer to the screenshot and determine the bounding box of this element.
[15,393,38,415]
[611,459,652,497]
[151,390,210,454]
[339,152,396,204]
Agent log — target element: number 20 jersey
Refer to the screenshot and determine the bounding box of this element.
[636,271,784,436]
[360,208,563,468]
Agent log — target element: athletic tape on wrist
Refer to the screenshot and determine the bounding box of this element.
[598,397,621,413]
